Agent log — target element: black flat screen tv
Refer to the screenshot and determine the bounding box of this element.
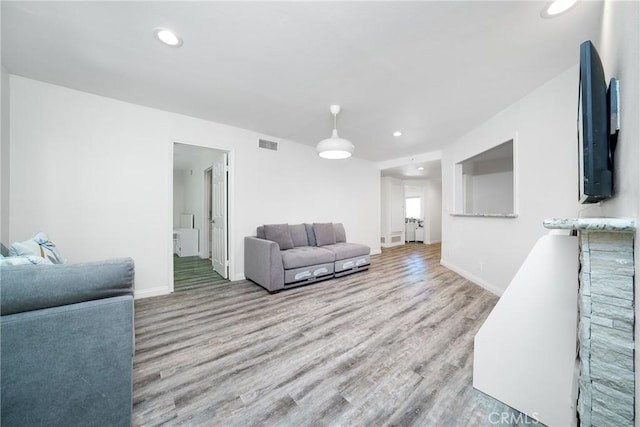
[578,40,612,204]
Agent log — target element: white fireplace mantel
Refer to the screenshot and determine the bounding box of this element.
[543,217,637,233]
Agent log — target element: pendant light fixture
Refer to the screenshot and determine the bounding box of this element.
[316,105,354,159]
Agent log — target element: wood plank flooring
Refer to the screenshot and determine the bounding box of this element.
[134,243,534,426]
[173,256,228,293]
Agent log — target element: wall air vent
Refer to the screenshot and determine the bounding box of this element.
[258,139,278,151]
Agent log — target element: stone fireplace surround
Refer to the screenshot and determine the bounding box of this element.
[544,218,636,427]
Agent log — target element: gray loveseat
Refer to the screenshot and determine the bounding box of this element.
[1,258,135,427]
[244,223,370,293]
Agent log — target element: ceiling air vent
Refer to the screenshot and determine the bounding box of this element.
[258,139,278,151]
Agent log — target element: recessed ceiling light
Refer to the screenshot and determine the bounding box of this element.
[393,131,403,137]
[154,28,183,47]
[417,166,425,171]
[541,0,577,18]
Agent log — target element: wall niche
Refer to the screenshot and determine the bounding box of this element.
[453,139,516,217]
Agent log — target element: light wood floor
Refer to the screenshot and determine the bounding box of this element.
[134,243,531,426]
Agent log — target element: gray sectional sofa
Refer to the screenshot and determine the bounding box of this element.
[1,258,135,427]
[244,222,370,292]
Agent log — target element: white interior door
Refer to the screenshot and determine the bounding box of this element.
[211,153,228,278]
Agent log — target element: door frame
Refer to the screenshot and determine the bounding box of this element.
[169,140,234,293]
[203,166,213,261]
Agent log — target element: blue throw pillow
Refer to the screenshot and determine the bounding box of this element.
[9,232,65,264]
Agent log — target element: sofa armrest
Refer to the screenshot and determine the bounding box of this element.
[1,258,134,316]
[1,295,134,427]
[244,237,284,292]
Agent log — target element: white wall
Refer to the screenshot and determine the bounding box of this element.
[470,171,513,215]
[172,171,186,229]
[1,66,10,254]
[441,66,583,295]
[598,1,640,221]
[595,0,640,418]
[182,158,211,238]
[469,157,513,215]
[380,176,405,239]
[426,179,442,243]
[9,76,381,297]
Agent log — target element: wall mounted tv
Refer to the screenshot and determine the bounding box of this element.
[578,40,619,204]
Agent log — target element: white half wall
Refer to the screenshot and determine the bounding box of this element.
[474,234,579,426]
[8,76,381,297]
[441,66,583,295]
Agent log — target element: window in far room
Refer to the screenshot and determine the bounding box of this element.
[405,197,421,219]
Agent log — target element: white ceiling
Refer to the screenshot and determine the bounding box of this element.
[1,1,603,169]
[381,160,442,182]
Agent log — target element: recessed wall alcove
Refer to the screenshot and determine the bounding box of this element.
[453,139,516,218]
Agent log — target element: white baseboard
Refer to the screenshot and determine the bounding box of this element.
[231,273,246,281]
[439,259,503,296]
[134,286,169,299]
[370,248,382,256]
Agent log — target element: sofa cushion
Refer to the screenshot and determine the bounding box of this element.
[289,224,309,247]
[313,223,336,246]
[304,224,317,246]
[333,223,347,243]
[263,224,294,250]
[322,243,370,261]
[1,258,135,316]
[280,246,335,270]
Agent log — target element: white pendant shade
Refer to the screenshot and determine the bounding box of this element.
[317,130,355,159]
[316,105,354,159]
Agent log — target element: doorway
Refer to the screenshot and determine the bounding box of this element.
[172,142,230,292]
[380,159,443,246]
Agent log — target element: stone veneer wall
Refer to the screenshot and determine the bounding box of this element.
[544,218,636,426]
[577,230,635,426]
